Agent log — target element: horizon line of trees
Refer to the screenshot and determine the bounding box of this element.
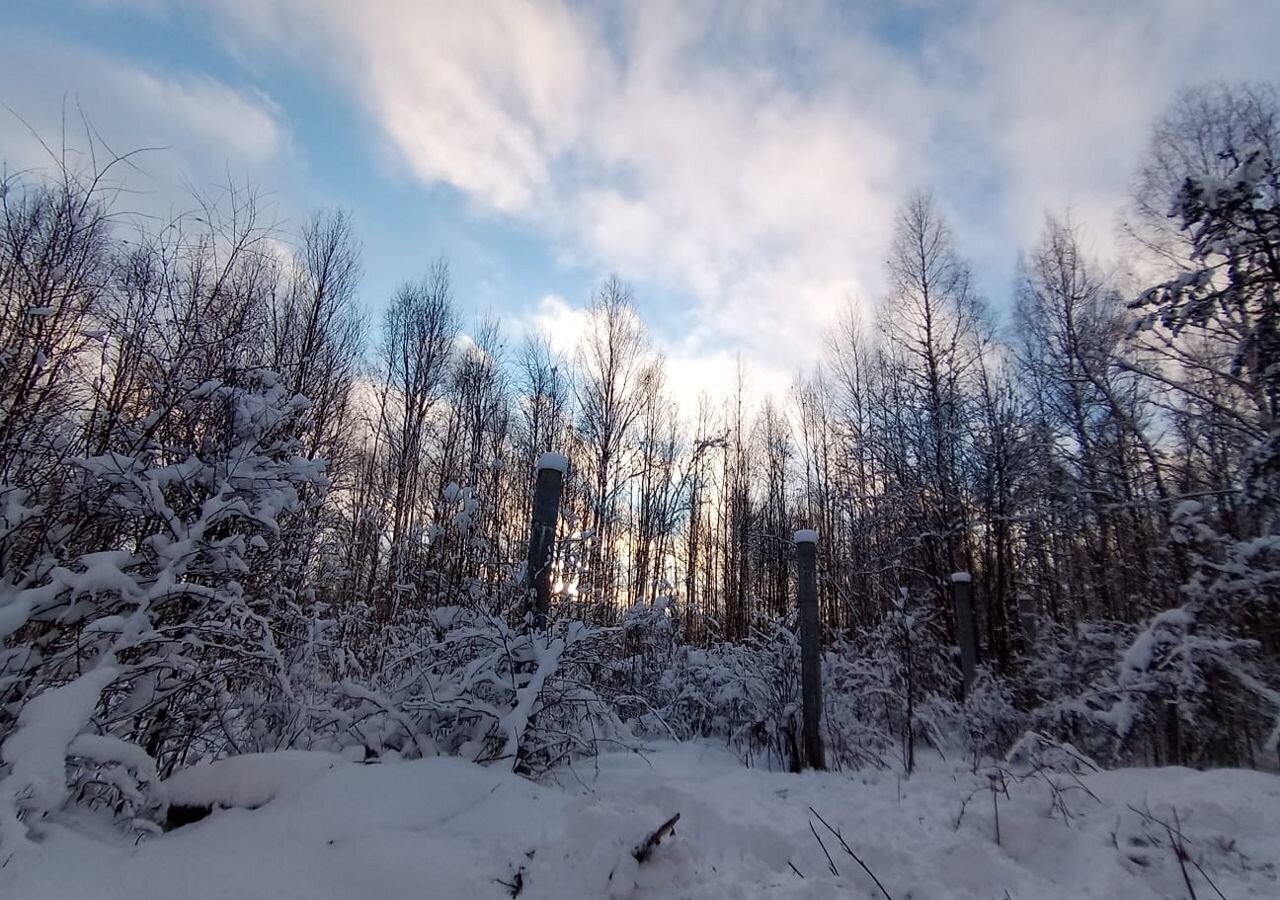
[1,81,1278,819]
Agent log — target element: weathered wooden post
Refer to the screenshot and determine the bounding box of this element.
[795,529,825,771]
[951,571,977,697]
[525,452,566,630]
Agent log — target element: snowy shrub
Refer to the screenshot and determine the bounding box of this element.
[823,588,965,773]
[601,597,685,735]
[631,619,804,770]
[1004,730,1098,777]
[821,637,901,770]
[1028,609,1271,768]
[916,670,1026,769]
[961,672,1027,763]
[618,591,1024,776]
[311,608,631,775]
[1025,501,1280,768]
[618,597,682,690]
[825,643,1022,773]
[1098,605,1267,766]
[66,732,165,838]
[988,730,1103,827]
[1025,618,1135,760]
[0,370,326,853]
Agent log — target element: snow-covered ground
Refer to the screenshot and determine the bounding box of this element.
[7,743,1279,899]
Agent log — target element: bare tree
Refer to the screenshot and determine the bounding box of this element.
[376,263,458,616]
[879,192,986,626]
[1014,215,1170,621]
[574,276,649,617]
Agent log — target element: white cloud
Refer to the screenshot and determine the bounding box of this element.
[517,290,789,422]
[128,70,283,165]
[938,0,1280,260]
[210,0,600,215]
[529,293,589,360]
[38,0,1280,404]
[199,0,926,395]
[0,31,288,221]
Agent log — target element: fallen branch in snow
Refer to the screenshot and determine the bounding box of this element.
[632,812,680,863]
[808,820,839,877]
[809,807,895,900]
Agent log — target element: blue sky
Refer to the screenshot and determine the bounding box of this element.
[4,0,1280,401]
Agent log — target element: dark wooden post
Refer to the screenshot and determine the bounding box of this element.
[795,529,825,771]
[951,571,977,697]
[525,452,566,630]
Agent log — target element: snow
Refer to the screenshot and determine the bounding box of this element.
[950,571,972,583]
[68,733,160,784]
[162,751,344,810]
[8,742,1279,899]
[496,638,564,769]
[0,660,121,856]
[0,595,35,642]
[536,451,569,473]
[792,529,818,544]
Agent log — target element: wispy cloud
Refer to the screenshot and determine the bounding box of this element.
[12,0,1280,402]
[199,0,1280,397]
[0,30,288,219]
[202,0,924,388]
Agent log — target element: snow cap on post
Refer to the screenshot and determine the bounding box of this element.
[536,452,568,473]
[950,571,972,583]
[793,528,818,544]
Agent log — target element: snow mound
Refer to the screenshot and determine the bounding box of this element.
[792,529,818,544]
[163,751,345,810]
[9,743,1280,900]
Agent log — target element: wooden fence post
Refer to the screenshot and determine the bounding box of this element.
[951,571,977,697]
[525,452,566,630]
[795,529,825,771]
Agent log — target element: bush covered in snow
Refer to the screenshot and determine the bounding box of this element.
[1019,500,1280,768]
[311,607,632,773]
[0,370,326,850]
[612,595,1024,775]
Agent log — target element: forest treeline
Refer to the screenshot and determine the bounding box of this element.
[0,83,1278,843]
